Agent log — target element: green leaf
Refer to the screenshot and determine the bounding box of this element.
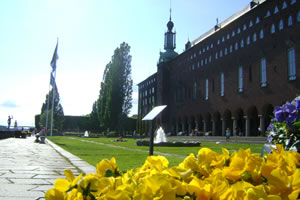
[293,121,300,129]
[105,169,114,177]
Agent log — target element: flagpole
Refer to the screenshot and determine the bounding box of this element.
[50,70,56,137]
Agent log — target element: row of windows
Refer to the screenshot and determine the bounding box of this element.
[188,0,298,62]
[139,78,156,89]
[178,48,296,102]
[140,87,155,98]
[188,12,300,71]
[142,96,155,106]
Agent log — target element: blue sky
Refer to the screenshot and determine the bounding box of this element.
[0,0,250,126]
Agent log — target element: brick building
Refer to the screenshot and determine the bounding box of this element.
[137,0,300,137]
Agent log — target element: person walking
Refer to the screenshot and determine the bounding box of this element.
[226,128,231,141]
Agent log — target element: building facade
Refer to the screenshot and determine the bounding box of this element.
[138,0,300,137]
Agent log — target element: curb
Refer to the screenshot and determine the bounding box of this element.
[46,138,96,175]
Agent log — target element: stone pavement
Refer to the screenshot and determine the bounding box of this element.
[0,136,96,200]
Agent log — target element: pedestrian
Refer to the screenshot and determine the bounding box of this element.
[226,128,231,141]
[7,115,13,129]
[14,120,18,129]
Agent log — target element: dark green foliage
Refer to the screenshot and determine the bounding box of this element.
[89,101,100,132]
[35,114,40,130]
[40,88,64,131]
[96,42,133,131]
[63,115,90,131]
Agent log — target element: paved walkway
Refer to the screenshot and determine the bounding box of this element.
[0,136,96,200]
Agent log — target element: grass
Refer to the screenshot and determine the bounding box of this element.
[48,136,263,171]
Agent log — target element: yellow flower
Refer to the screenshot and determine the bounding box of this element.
[220,181,253,200]
[267,168,300,199]
[45,188,66,200]
[262,145,300,179]
[245,185,281,200]
[98,189,131,200]
[140,155,169,172]
[179,153,199,172]
[54,169,82,192]
[197,148,219,177]
[223,148,262,182]
[79,173,100,196]
[186,176,211,200]
[211,148,230,168]
[205,172,230,199]
[96,157,119,177]
[133,174,175,200]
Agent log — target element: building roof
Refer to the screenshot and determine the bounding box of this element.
[191,0,266,47]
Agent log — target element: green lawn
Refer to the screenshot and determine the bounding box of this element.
[48,136,263,172]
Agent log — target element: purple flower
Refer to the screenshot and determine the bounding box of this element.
[267,134,273,143]
[274,106,285,123]
[267,123,274,132]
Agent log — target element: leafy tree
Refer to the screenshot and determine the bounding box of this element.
[89,101,100,132]
[97,42,133,131]
[40,88,64,131]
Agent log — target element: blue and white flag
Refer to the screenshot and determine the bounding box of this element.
[50,41,58,71]
[50,72,55,87]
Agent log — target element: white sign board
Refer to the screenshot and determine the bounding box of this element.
[142,105,167,121]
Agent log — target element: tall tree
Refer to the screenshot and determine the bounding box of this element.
[89,101,100,132]
[97,42,133,131]
[40,88,64,131]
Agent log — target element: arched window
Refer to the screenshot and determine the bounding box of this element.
[282,1,287,9]
[215,52,218,60]
[260,29,264,39]
[279,19,284,30]
[229,45,233,53]
[224,48,228,55]
[265,10,271,18]
[240,39,244,48]
[249,20,253,27]
[288,48,296,80]
[238,66,243,93]
[260,58,267,87]
[220,50,223,57]
[209,56,212,63]
[232,30,235,37]
[237,28,241,34]
[227,33,230,40]
[220,72,225,96]
[243,24,247,31]
[253,32,257,42]
[235,42,239,50]
[288,16,293,26]
[205,79,209,100]
[270,24,275,34]
[256,16,260,24]
[274,6,279,14]
[247,36,251,45]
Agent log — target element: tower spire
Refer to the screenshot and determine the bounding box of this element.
[169,0,172,21]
